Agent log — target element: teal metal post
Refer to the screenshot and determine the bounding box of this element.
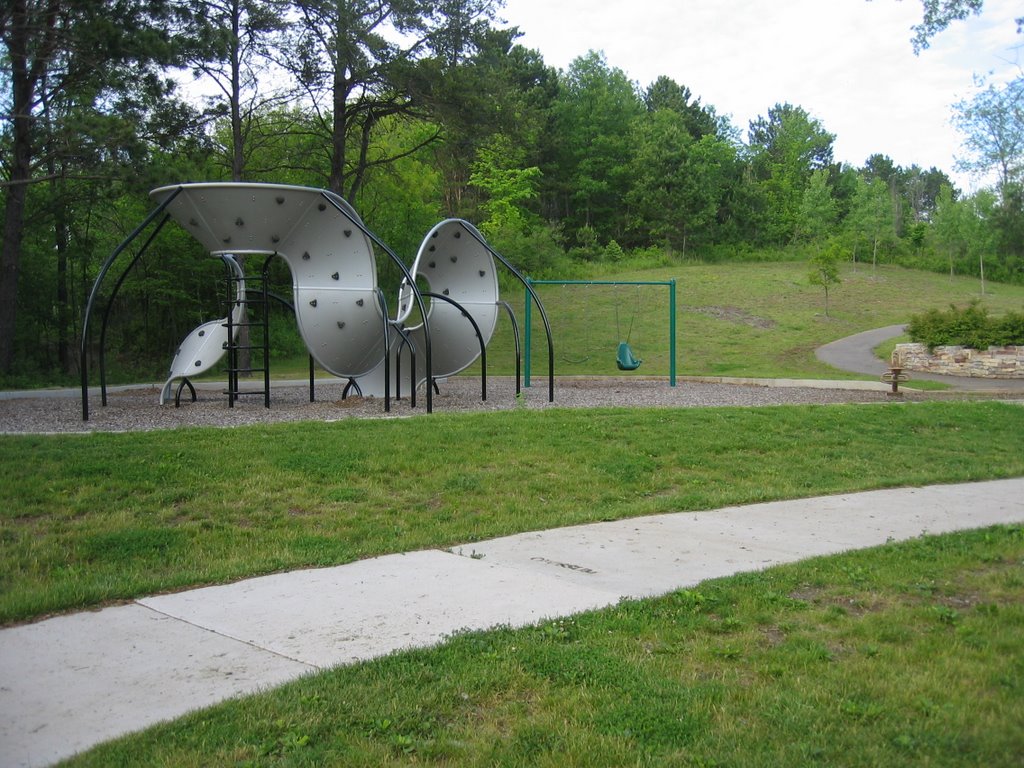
[669,278,677,386]
[524,279,533,387]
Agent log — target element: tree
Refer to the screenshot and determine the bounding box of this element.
[930,187,998,291]
[808,242,842,318]
[747,103,835,244]
[420,26,556,218]
[280,0,501,200]
[905,0,1022,53]
[0,0,192,375]
[184,0,285,180]
[909,0,983,52]
[845,176,897,274]
[952,74,1024,278]
[549,50,643,245]
[952,75,1024,193]
[795,169,838,246]
[468,133,541,239]
[627,108,736,254]
[643,75,720,140]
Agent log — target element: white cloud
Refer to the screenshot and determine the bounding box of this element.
[499,0,1022,191]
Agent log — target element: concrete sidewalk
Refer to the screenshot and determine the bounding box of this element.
[2,479,1023,767]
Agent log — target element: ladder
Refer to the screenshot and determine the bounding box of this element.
[223,261,271,408]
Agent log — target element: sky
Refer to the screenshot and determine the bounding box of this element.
[497,0,1022,191]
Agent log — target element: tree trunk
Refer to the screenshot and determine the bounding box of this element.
[1,0,60,374]
[230,0,251,374]
[0,10,35,373]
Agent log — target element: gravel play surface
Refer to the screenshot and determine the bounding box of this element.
[2,375,1003,434]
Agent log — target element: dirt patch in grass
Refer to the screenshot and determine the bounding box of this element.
[691,305,777,329]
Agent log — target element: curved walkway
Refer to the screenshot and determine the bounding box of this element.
[2,478,1022,767]
[815,324,1024,392]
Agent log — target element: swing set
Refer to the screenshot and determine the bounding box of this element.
[523,278,677,386]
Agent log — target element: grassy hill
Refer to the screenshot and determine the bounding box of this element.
[474,262,1024,381]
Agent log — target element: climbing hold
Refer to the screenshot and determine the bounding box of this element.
[331,272,339,281]
[309,299,318,307]
[454,231,461,238]
[479,270,486,277]
[302,252,310,260]
[356,298,364,307]
[450,255,458,263]
[344,230,352,237]
[275,196,285,205]
[318,203,326,211]
[337,321,346,329]
[235,217,244,227]
[198,330,205,337]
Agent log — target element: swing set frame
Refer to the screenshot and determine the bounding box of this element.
[523,278,677,387]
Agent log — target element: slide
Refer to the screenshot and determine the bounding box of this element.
[159,255,245,404]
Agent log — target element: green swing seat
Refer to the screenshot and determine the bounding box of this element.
[616,341,642,371]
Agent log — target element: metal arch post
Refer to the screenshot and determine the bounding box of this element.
[374,287,392,413]
[81,186,182,421]
[424,292,488,402]
[390,323,419,406]
[498,300,522,395]
[455,221,555,403]
[259,255,275,409]
[96,213,173,407]
[320,192,433,413]
[524,283,532,388]
[669,278,677,387]
[225,257,240,407]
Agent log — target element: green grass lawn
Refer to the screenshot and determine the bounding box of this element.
[3,401,1024,626]
[7,262,1024,765]
[488,262,1024,381]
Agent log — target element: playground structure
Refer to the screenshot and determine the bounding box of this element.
[80,182,554,421]
[523,279,677,388]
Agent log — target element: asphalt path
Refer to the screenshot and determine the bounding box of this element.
[815,324,1024,392]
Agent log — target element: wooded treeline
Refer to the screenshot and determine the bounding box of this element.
[2,0,1022,383]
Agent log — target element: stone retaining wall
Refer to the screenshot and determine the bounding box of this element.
[894,342,1024,378]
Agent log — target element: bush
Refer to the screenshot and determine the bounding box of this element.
[907,301,1024,350]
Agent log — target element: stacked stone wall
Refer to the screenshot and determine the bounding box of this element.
[894,343,1024,379]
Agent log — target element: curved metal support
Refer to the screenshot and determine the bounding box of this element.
[424,292,487,402]
[390,323,418,406]
[98,217,173,407]
[81,188,182,420]
[374,287,391,413]
[498,300,522,395]
[342,378,363,399]
[174,377,197,407]
[455,221,554,403]
[320,192,433,413]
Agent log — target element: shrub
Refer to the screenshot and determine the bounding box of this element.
[907,301,1024,350]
